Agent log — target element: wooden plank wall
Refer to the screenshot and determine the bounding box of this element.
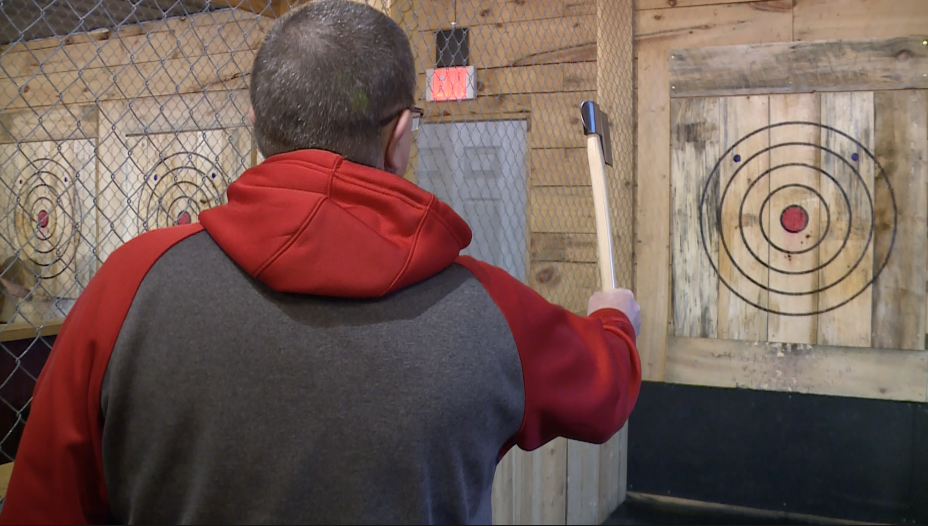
[0,9,264,265]
[403,0,600,317]
[634,0,928,382]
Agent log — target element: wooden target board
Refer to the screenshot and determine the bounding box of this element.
[664,37,928,402]
[0,140,97,299]
[127,128,252,233]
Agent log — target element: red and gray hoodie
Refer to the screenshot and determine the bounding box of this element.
[0,149,641,525]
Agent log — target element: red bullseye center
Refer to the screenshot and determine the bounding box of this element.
[37,210,49,229]
[176,211,192,225]
[780,205,808,234]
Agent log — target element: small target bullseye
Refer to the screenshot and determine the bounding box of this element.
[780,205,808,234]
[176,211,192,225]
[36,210,49,229]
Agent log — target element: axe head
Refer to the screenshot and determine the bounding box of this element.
[580,100,613,167]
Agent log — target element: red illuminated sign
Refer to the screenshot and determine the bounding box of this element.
[427,66,476,102]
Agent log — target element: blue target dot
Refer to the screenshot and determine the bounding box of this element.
[851,152,859,162]
[733,154,741,163]
[211,173,216,179]
[153,175,158,181]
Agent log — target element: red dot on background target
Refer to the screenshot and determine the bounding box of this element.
[780,205,808,234]
[37,210,49,229]
[176,211,191,225]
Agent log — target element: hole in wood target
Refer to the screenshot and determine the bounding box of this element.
[13,157,82,279]
[138,151,229,232]
[698,122,897,316]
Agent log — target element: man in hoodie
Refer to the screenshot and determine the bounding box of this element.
[0,1,642,524]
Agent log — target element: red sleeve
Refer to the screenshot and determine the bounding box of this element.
[455,256,641,452]
[0,224,204,525]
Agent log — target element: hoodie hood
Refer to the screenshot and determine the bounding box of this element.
[199,149,472,298]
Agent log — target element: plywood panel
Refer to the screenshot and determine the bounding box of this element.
[668,37,928,98]
[767,93,821,344]
[871,90,928,350]
[422,94,530,124]
[717,95,769,341]
[635,1,792,51]
[794,0,928,41]
[670,97,719,338]
[816,92,874,347]
[664,335,928,402]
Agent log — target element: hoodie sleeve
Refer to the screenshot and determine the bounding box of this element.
[455,256,641,452]
[0,224,205,525]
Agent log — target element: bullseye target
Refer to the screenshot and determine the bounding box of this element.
[12,157,82,280]
[698,122,897,316]
[137,151,230,232]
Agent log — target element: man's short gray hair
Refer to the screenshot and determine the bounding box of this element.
[249,0,417,167]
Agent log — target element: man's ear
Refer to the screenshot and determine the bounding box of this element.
[248,106,256,126]
[383,109,412,175]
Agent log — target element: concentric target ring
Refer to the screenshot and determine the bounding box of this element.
[757,182,832,257]
[14,158,81,279]
[138,152,229,232]
[736,162,854,277]
[698,122,897,316]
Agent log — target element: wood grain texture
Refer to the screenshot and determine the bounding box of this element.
[0,319,63,342]
[794,0,928,41]
[871,90,928,350]
[664,335,928,402]
[767,93,821,343]
[635,0,792,51]
[415,15,595,71]
[636,0,758,9]
[492,451,515,524]
[566,439,600,524]
[528,261,597,316]
[529,186,596,234]
[531,232,597,263]
[670,97,719,338]
[418,63,597,99]
[594,0,635,514]
[0,105,99,144]
[816,92,874,347]
[530,92,597,149]
[668,37,928,98]
[531,148,591,186]
[635,46,671,381]
[717,95,769,341]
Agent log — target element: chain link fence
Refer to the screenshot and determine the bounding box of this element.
[0,0,634,481]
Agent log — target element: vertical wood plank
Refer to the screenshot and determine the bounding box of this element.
[492,449,515,524]
[817,92,875,347]
[767,93,821,343]
[635,46,671,380]
[670,96,720,338]
[717,95,770,341]
[540,438,568,524]
[871,90,928,350]
[566,439,599,524]
[595,0,634,516]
